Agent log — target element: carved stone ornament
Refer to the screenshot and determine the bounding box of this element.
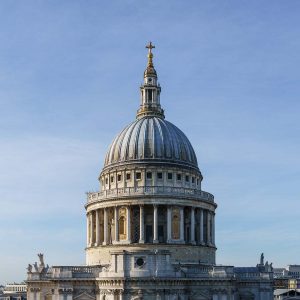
[33,262,39,272]
[38,253,45,267]
[58,288,73,294]
[27,264,33,273]
[73,291,96,300]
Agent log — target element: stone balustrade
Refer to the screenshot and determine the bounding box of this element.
[51,266,102,279]
[87,186,214,203]
[28,262,271,282]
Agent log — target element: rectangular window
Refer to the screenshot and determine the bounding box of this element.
[157,172,163,180]
[146,172,152,179]
[177,174,181,181]
[185,175,189,182]
[105,178,108,184]
[192,177,195,183]
[110,176,114,183]
[136,172,142,180]
[117,174,122,181]
[126,173,131,180]
[168,172,173,180]
[197,178,199,185]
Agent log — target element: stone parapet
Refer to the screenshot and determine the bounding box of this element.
[87,186,214,204]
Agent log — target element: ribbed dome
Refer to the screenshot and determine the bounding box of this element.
[104,116,199,171]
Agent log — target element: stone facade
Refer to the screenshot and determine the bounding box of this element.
[26,43,274,300]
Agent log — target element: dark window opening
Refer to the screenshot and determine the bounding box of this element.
[110,176,114,183]
[146,172,152,179]
[168,173,173,180]
[117,174,122,181]
[145,225,153,243]
[157,172,163,179]
[136,257,144,267]
[136,172,142,180]
[185,175,189,182]
[192,177,195,183]
[147,90,152,101]
[177,174,182,181]
[126,173,131,180]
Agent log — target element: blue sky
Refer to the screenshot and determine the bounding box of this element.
[0,0,299,283]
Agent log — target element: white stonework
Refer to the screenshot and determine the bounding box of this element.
[26,43,274,300]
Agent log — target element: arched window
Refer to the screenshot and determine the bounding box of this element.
[119,216,126,235]
[119,207,127,240]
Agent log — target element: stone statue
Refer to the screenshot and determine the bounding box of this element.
[260,253,264,265]
[38,253,45,267]
[27,264,32,273]
[34,262,39,272]
[265,261,269,271]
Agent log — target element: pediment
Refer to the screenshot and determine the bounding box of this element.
[74,292,96,300]
[189,290,210,300]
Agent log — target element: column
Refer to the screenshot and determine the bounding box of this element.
[207,211,211,245]
[103,208,108,245]
[126,206,131,243]
[212,212,215,246]
[86,212,89,247]
[167,206,172,243]
[90,211,94,246]
[200,208,204,245]
[180,207,184,242]
[153,205,158,243]
[190,207,195,244]
[99,211,103,245]
[95,209,100,246]
[139,205,145,243]
[114,206,119,243]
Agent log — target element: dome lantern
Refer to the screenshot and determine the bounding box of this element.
[137,42,164,119]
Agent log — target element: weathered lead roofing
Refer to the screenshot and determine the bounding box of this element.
[103,116,199,171]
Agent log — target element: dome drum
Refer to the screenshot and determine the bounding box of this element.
[99,165,203,194]
[86,202,216,265]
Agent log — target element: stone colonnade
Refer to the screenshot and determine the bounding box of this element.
[86,205,215,247]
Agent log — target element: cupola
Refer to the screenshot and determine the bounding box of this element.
[137,42,164,119]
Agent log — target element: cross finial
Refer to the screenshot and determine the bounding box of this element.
[146,41,155,53]
[145,42,155,67]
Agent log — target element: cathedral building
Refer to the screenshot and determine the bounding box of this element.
[26,43,274,300]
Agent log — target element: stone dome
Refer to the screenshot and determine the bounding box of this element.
[103,116,199,171]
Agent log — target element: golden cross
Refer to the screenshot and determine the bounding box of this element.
[146,41,155,53]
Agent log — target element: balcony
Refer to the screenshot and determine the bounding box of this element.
[87,186,214,204]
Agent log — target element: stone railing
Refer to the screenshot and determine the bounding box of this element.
[50,266,102,279]
[178,264,213,278]
[87,186,214,203]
